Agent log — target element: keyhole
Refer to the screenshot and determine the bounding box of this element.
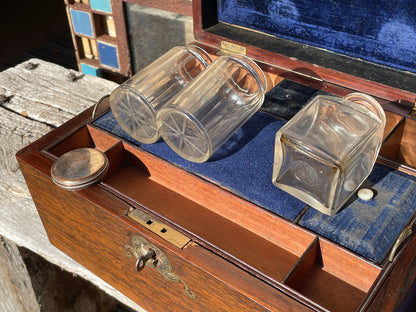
[135,249,157,272]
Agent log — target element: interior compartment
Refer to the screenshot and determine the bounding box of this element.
[62,125,319,279]
[283,238,381,312]
[45,124,386,309]
[380,113,416,170]
[77,36,98,60]
[381,111,405,141]
[101,139,316,281]
[94,14,116,38]
[46,124,316,281]
[47,125,120,157]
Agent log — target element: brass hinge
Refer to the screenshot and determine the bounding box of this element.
[128,208,191,249]
[220,41,246,55]
[412,98,416,116]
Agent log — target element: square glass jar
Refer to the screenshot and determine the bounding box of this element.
[272,93,386,215]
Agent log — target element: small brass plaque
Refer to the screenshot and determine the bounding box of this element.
[128,208,191,249]
[220,41,247,55]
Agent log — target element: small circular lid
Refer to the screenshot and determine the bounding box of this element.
[51,148,109,190]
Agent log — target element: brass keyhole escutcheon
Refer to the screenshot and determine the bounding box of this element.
[135,248,157,272]
[124,235,196,299]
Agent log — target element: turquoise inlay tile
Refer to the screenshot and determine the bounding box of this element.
[70,9,94,37]
[80,63,100,77]
[97,41,119,69]
[90,0,112,13]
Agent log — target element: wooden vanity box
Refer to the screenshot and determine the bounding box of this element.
[16,1,416,311]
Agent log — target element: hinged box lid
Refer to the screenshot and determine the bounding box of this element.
[193,0,416,102]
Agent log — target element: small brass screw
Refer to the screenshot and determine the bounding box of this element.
[0,94,11,104]
[24,62,38,70]
[67,71,84,82]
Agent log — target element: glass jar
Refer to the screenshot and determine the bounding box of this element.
[156,54,266,163]
[272,93,386,215]
[110,45,212,144]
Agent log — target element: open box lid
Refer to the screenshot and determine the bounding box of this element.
[193,0,416,103]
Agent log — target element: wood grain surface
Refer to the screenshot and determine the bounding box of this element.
[16,95,416,311]
[0,59,147,311]
[11,47,416,311]
[18,142,313,312]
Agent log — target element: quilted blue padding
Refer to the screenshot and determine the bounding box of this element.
[218,0,416,74]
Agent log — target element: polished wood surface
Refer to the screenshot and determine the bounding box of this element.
[124,0,192,17]
[17,106,313,312]
[16,99,416,311]
[16,2,416,308]
[20,163,282,312]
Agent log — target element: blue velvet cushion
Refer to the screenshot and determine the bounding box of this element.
[218,0,416,74]
[95,110,307,220]
[94,108,416,263]
[94,81,416,263]
[299,164,416,263]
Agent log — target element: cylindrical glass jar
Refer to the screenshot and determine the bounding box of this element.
[272,92,386,215]
[110,45,212,144]
[156,54,266,163]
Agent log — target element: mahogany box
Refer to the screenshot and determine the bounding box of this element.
[17,1,416,311]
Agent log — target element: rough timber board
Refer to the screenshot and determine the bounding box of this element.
[0,59,145,312]
[0,236,40,312]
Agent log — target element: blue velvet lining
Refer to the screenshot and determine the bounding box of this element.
[95,110,307,221]
[94,109,416,263]
[94,81,416,263]
[218,0,416,74]
[299,164,416,263]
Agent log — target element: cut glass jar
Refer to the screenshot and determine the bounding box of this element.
[110,45,212,144]
[272,93,386,215]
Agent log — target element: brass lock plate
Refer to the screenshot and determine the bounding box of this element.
[124,235,195,299]
[128,208,191,249]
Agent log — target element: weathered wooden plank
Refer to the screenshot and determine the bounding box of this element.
[19,247,121,312]
[0,59,117,126]
[0,236,40,312]
[0,59,144,311]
